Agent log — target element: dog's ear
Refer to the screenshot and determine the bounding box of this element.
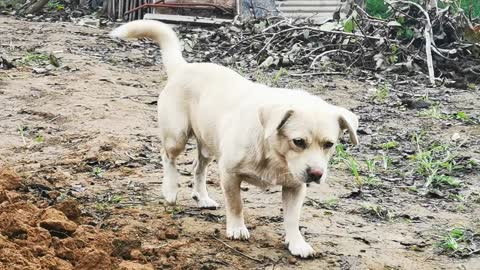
[337,107,359,145]
[259,105,294,139]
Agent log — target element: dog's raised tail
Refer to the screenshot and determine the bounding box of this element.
[110,20,186,76]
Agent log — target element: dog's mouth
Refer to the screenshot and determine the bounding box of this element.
[301,173,322,184]
[305,178,321,184]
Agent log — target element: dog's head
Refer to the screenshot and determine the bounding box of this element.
[259,102,359,184]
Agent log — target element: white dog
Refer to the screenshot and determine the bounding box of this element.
[111,20,359,258]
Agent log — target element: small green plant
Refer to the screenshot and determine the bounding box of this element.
[387,44,399,64]
[380,140,399,150]
[93,167,103,178]
[95,202,109,212]
[361,203,394,220]
[410,133,461,189]
[453,111,471,122]
[165,206,184,216]
[366,0,391,19]
[419,107,476,123]
[467,83,477,90]
[449,194,465,202]
[111,195,123,203]
[343,18,357,33]
[320,197,339,209]
[17,126,27,145]
[334,144,383,189]
[374,83,389,102]
[273,68,288,83]
[439,0,480,17]
[437,227,478,256]
[34,135,44,143]
[364,159,381,187]
[380,153,392,170]
[18,52,50,66]
[334,144,361,187]
[47,0,65,11]
[418,106,445,119]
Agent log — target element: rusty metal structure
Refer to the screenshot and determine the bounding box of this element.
[104,0,235,21]
[103,0,339,22]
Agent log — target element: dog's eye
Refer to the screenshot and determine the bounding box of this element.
[292,138,307,149]
[324,141,334,149]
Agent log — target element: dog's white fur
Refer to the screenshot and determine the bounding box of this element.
[111,20,359,258]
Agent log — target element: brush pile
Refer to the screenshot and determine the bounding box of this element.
[177,2,480,87]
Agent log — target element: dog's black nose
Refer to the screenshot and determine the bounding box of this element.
[306,167,323,183]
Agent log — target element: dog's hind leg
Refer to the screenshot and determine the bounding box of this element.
[191,142,218,209]
[159,104,190,205]
[161,134,187,205]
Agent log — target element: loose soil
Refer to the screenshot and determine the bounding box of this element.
[1,16,479,269]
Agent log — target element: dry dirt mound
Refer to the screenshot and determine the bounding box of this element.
[0,168,154,270]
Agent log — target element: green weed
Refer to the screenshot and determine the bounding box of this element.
[165,206,184,216]
[365,159,381,187]
[454,111,469,121]
[320,197,339,209]
[439,0,480,17]
[437,227,480,257]
[410,133,461,189]
[111,195,123,203]
[17,126,27,145]
[47,0,65,11]
[361,203,394,220]
[380,153,392,170]
[336,144,362,188]
[467,83,477,90]
[380,140,399,150]
[273,67,288,83]
[92,167,103,178]
[18,52,50,66]
[418,106,445,119]
[419,107,476,124]
[94,202,109,212]
[374,83,389,102]
[366,0,391,19]
[34,135,44,143]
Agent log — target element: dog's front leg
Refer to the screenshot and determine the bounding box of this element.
[282,184,315,258]
[220,171,250,240]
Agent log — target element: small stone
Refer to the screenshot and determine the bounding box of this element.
[54,200,81,220]
[156,231,166,240]
[47,191,61,200]
[39,208,78,235]
[112,238,142,259]
[0,168,22,190]
[165,228,179,239]
[288,256,297,265]
[357,127,372,135]
[118,261,154,270]
[32,67,47,74]
[451,133,461,141]
[130,249,143,260]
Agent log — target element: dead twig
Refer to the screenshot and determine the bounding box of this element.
[290,72,346,77]
[424,28,435,85]
[211,235,263,263]
[310,50,356,69]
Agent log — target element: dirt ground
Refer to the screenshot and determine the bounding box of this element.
[1,16,480,270]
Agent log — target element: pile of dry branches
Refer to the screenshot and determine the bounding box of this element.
[178,1,480,86]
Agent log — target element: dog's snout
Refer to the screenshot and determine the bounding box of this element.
[306,167,323,183]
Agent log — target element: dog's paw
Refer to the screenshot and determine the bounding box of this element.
[287,240,316,258]
[192,193,219,209]
[162,192,177,205]
[226,224,250,240]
